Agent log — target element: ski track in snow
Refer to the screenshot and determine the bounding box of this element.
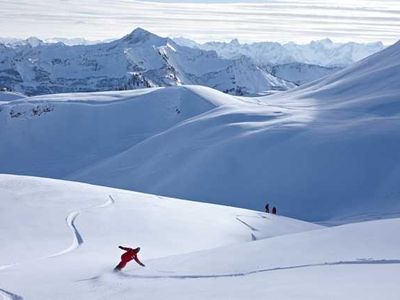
[0,195,116,270]
[235,214,262,241]
[49,195,116,257]
[117,259,400,280]
[0,195,116,300]
[235,216,258,232]
[0,288,24,300]
[48,211,84,257]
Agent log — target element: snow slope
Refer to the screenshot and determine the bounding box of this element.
[0,86,236,177]
[0,175,398,299]
[1,41,400,222]
[0,174,322,299]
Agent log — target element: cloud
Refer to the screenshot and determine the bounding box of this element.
[0,0,399,44]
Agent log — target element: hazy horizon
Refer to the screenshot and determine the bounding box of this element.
[1,0,399,44]
[0,28,389,46]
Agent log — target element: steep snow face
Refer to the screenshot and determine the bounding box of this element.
[0,175,399,300]
[0,28,293,96]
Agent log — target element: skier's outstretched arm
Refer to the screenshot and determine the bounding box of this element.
[134,256,145,267]
[119,246,131,251]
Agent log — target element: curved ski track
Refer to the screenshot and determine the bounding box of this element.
[49,195,116,257]
[235,214,261,241]
[0,195,116,300]
[118,259,400,280]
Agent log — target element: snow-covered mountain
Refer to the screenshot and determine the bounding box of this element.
[174,37,385,85]
[180,38,385,67]
[1,40,399,222]
[267,63,343,85]
[0,37,112,46]
[0,28,294,96]
[0,175,399,299]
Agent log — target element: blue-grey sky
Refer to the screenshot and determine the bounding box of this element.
[1,0,399,44]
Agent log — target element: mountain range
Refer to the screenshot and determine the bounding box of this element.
[175,37,385,85]
[175,37,385,67]
[0,28,385,97]
[0,28,294,97]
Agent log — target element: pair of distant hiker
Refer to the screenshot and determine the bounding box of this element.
[114,246,145,271]
[265,203,277,215]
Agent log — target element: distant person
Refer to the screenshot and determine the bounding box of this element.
[272,207,277,215]
[114,246,145,271]
[265,203,270,213]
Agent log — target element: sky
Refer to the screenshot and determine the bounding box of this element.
[0,0,399,44]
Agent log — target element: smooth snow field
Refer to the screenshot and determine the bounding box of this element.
[1,175,399,300]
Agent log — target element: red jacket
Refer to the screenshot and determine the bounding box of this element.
[119,246,145,266]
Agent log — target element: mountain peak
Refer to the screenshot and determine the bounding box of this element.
[230,38,240,45]
[131,27,152,36]
[121,27,164,44]
[310,38,333,48]
[320,38,333,44]
[25,36,44,47]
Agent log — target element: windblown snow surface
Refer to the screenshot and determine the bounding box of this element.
[1,40,400,222]
[1,175,399,299]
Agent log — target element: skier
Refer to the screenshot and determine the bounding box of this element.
[272,207,277,215]
[114,246,145,271]
[265,203,270,213]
